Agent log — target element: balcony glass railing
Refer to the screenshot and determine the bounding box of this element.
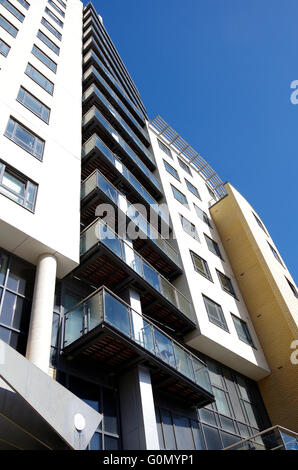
[82,135,170,228]
[223,426,298,451]
[80,218,194,322]
[83,83,153,163]
[81,170,180,268]
[83,26,144,123]
[64,287,211,394]
[83,57,149,143]
[83,107,160,189]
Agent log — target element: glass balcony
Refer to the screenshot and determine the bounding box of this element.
[223,426,298,451]
[80,218,194,322]
[81,170,181,269]
[83,106,160,188]
[63,287,212,399]
[83,59,150,146]
[83,26,145,125]
[83,82,153,164]
[82,135,171,230]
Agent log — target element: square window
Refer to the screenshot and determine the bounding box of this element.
[203,295,229,331]
[171,185,188,206]
[217,270,237,298]
[191,252,212,280]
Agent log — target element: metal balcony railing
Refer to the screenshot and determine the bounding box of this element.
[64,287,211,395]
[81,170,180,268]
[80,218,194,322]
[223,425,298,451]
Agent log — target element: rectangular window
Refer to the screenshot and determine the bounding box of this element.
[180,215,199,241]
[0,0,24,22]
[217,270,237,298]
[48,0,65,18]
[185,179,201,200]
[37,29,59,55]
[25,63,54,95]
[157,139,172,158]
[41,17,61,40]
[32,44,57,72]
[203,295,229,331]
[4,117,45,160]
[191,252,212,280]
[171,184,188,206]
[232,314,255,347]
[17,87,50,123]
[45,7,63,28]
[194,204,212,228]
[0,14,18,37]
[252,212,267,234]
[267,242,284,267]
[178,157,192,176]
[0,37,10,56]
[0,161,37,211]
[285,277,298,298]
[56,0,66,8]
[163,160,180,180]
[17,0,30,9]
[204,234,223,259]
[206,184,215,198]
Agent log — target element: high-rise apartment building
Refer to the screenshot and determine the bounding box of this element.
[0,0,297,450]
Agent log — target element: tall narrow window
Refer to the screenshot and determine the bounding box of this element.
[0,161,37,211]
[180,215,199,241]
[194,204,212,228]
[17,87,50,123]
[25,63,54,95]
[191,252,212,280]
[163,160,180,180]
[157,139,172,158]
[203,295,229,331]
[0,38,10,56]
[171,185,188,206]
[32,44,57,72]
[37,29,60,55]
[178,157,192,176]
[232,315,255,347]
[267,242,284,267]
[217,270,237,298]
[252,212,267,234]
[4,117,45,160]
[204,234,223,259]
[185,179,201,200]
[0,14,18,37]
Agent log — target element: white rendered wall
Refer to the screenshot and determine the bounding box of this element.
[148,125,270,381]
[0,0,83,277]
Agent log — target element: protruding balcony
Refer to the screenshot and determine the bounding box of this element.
[82,60,150,147]
[81,170,181,278]
[63,287,214,407]
[223,426,298,451]
[76,218,196,334]
[82,107,161,198]
[82,135,172,234]
[83,82,153,164]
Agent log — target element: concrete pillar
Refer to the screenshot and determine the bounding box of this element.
[26,254,57,372]
[119,365,160,450]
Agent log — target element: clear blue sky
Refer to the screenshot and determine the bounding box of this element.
[87,0,298,284]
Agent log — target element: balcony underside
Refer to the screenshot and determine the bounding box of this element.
[81,143,170,232]
[82,116,161,199]
[63,323,213,408]
[71,245,195,336]
[81,188,181,279]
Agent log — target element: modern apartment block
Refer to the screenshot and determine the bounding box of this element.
[0,0,297,450]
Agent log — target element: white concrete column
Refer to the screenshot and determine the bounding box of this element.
[119,365,160,450]
[26,254,57,372]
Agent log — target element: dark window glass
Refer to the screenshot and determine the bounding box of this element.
[243,402,259,428]
[185,179,201,200]
[56,0,66,8]
[0,38,10,56]
[232,315,255,347]
[0,162,37,211]
[104,436,119,450]
[0,325,10,342]
[213,387,232,417]
[37,30,60,55]
[178,157,192,175]
[155,407,165,449]
[202,425,222,450]
[0,14,18,37]
[199,408,217,426]
[32,45,57,72]
[25,63,54,95]
[206,359,223,387]
[221,432,240,449]
[0,0,24,22]
[103,388,118,434]
[45,7,63,28]
[0,253,8,285]
[180,215,199,241]
[51,312,59,348]
[191,421,205,450]
[89,432,102,450]
[48,0,65,18]
[4,117,45,160]
[203,295,229,331]
[285,277,298,298]
[173,415,195,450]
[191,252,212,280]
[17,88,50,123]
[7,257,34,295]
[41,17,62,40]
[267,242,284,267]
[206,184,215,198]
[217,270,237,298]
[171,185,188,206]
[163,160,180,180]
[1,290,16,327]
[252,212,267,234]
[194,204,212,227]
[160,408,176,450]
[204,234,222,259]
[220,416,236,433]
[157,139,172,158]
[69,376,102,415]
